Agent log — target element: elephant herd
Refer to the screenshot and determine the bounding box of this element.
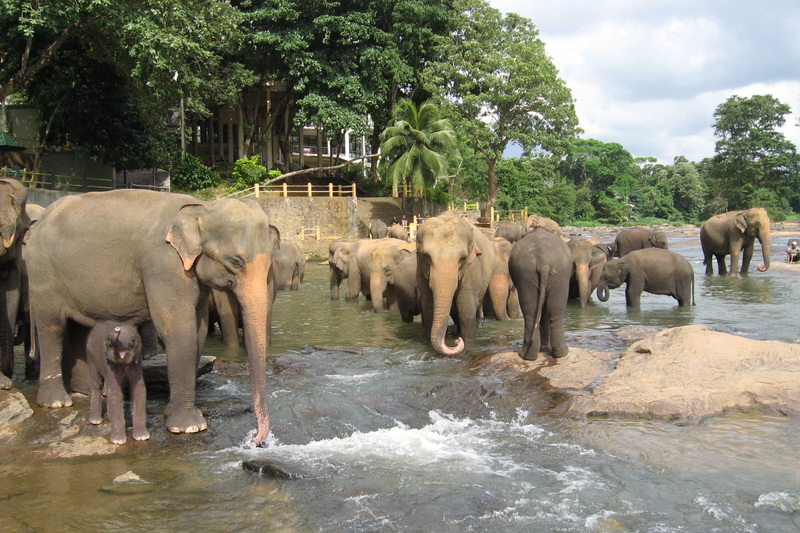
[0,176,774,446]
[332,208,773,365]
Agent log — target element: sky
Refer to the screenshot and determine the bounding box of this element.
[489,0,800,164]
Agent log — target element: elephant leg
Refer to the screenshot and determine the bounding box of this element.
[88,369,104,425]
[63,323,91,394]
[216,291,240,348]
[130,366,150,441]
[35,312,72,407]
[715,254,728,275]
[625,279,643,307]
[704,251,714,275]
[329,269,340,300]
[105,367,127,444]
[150,303,207,435]
[140,321,159,359]
[539,307,552,353]
[546,285,570,358]
[740,244,754,275]
[507,286,520,319]
[728,249,740,277]
[518,288,542,361]
[0,268,21,386]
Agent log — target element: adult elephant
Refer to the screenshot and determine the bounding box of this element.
[596,248,695,307]
[328,239,353,300]
[26,190,277,445]
[368,219,388,239]
[567,237,608,307]
[494,221,525,243]
[524,214,561,235]
[700,207,771,276]
[272,240,305,290]
[388,223,408,241]
[416,211,496,356]
[613,227,668,257]
[387,251,420,323]
[346,237,412,312]
[483,237,520,320]
[0,178,31,390]
[508,228,572,360]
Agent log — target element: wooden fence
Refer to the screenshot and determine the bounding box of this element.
[221,182,357,200]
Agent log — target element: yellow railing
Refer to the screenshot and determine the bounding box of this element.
[491,207,528,222]
[220,182,357,200]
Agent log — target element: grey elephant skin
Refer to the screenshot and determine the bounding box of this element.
[87,321,148,445]
[494,221,525,243]
[26,190,277,445]
[567,237,608,307]
[272,240,305,290]
[613,227,668,257]
[368,219,388,239]
[0,178,31,390]
[700,207,771,276]
[346,237,412,313]
[416,212,496,357]
[524,215,561,235]
[387,224,408,241]
[387,251,420,323]
[483,237,520,320]
[328,239,353,300]
[509,228,572,360]
[596,248,695,307]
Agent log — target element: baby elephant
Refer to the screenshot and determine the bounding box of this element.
[596,248,695,307]
[87,321,149,444]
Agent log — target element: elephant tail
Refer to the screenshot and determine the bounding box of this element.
[533,266,550,332]
[692,271,696,306]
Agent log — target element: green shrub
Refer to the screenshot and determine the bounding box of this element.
[232,155,267,190]
[171,153,221,191]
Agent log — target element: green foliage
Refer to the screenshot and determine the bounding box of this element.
[380,99,461,196]
[232,155,266,189]
[171,153,221,191]
[709,94,800,213]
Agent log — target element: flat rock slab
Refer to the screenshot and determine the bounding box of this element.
[143,354,216,394]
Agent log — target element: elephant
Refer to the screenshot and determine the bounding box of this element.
[26,190,277,445]
[387,251,421,323]
[328,239,353,300]
[0,178,31,390]
[596,248,695,307]
[416,211,496,356]
[700,207,771,276]
[613,227,668,257]
[87,321,148,444]
[368,218,388,239]
[272,240,305,290]
[508,227,572,360]
[16,202,45,380]
[524,214,561,235]
[388,223,408,241]
[567,237,609,307]
[346,237,415,313]
[494,221,525,243]
[482,237,520,320]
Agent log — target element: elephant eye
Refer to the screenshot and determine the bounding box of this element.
[226,256,245,272]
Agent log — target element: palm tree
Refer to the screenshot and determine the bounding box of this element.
[379,99,461,197]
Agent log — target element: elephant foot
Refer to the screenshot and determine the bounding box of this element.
[519,346,539,361]
[550,346,569,358]
[132,427,151,441]
[0,372,11,390]
[109,430,127,445]
[89,415,103,425]
[164,404,208,435]
[37,383,74,408]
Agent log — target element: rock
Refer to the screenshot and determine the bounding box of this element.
[143,354,216,394]
[0,390,34,439]
[242,459,311,479]
[113,471,149,485]
[566,325,800,420]
[47,436,117,458]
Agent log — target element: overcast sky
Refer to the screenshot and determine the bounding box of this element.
[489,0,800,164]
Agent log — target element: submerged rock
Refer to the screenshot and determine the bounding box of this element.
[242,459,311,479]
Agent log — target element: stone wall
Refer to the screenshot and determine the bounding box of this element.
[255,197,358,241]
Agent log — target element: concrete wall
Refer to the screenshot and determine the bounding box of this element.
[255,197,358,241]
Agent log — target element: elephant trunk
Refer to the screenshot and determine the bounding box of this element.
[488,274,510,320]
[430,258,464,357]
[575,263,591,307]
[596,283,610,302]
[758,231,771,272]
[369,271,387,313]
[235,253,272,446]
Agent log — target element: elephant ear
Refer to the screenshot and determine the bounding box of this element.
[589,247,607,269]
[734,213,748,233]
[467,243,482,264]
[166,204,207,271]
[398,242,416,255]
[618,261,630,280]
[0,180,26,249]
[269,224,281,253]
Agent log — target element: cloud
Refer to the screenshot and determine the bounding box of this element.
[489,0,800,163]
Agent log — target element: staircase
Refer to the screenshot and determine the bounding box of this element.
[357,198,406,228]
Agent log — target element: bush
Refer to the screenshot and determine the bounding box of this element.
[232,155,267,190]
[171,153,221,191]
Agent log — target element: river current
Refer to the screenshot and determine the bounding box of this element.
[2,229,800,532]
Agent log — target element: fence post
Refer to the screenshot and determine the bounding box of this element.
[283,183,288,197]
[490,206,494,222]
[50,170,56,189]
[300,228,305,240]
[351,183,356,197]
[328,183,333,197]
[316,226,321,240]
[255,183,260,198]
[307,182,312,197]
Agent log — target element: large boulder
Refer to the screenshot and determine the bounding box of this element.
[565,325,800,420]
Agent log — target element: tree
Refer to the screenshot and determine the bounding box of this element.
[379,99,460,196]
[709,94,799,215]
[425,0,579,213]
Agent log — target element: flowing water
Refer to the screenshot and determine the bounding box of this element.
[2,231,800,532]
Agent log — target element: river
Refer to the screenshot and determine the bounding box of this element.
[2,228,800,532]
